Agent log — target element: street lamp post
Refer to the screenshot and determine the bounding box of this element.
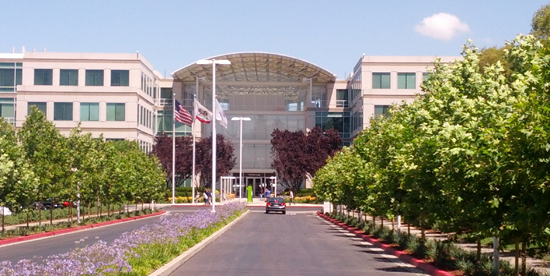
[196,58,231,213]
[231,116,251,201]
[70,168,81,224]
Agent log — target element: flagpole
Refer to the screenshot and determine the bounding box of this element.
[172,93,176,205]
[211,60,217,213]
[192,95,197,204]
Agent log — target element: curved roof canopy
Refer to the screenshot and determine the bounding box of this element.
[172,52,337,83]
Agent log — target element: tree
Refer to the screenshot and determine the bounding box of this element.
[196,134,236,187]
[18,107,70,224]
[150,135,194,187]
[271,127,342,192]
[532,4,550,40]
[0,118,37,230]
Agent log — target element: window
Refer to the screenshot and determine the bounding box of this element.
[111,70,129,86]
[336,89,348,107]
[28,102,47,115]
[398,73,416,89]
[107,103,125,121]
[160,88,173,99]
[34,69,53,85]
[85,70,104,86]
[60,69,78,86]
[80,102,99,121]
[54,102,73,121]
[372,73,390,89]
[0,63,22,92]
[374,105,391,117]
[0,98,15,119]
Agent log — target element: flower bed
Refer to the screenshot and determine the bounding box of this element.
[0,202,247,276]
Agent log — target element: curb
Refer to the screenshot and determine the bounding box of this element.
[0,210,167,246]
[149,210,249,276]
[317,212,453,276]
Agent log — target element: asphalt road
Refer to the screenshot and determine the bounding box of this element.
[169,210,429,276]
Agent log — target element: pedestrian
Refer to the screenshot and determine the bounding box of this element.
[289,190,294,205]
[259,186,263,199]
[206,189,212,205]
[265,188,271,201]
[203,190,209,205]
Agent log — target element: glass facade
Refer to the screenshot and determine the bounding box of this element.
[315,111,351,139]
[0,62,22,92]
[156,109,192,136]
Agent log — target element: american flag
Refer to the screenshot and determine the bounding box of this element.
[174,100,193,126]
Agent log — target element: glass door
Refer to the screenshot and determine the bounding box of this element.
[246,177,264,198]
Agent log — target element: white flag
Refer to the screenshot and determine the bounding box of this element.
[215,98,228,129]
[193,100,213,124]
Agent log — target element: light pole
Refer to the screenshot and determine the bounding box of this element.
[196,58,231,213]
[70,168,81,224]
[231,116,251,201]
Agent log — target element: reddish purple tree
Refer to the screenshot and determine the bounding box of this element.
[271,127,342,192]
[196,134,236,187]
[150,134,193,187]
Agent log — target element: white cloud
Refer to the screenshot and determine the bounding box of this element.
[415,13,470,41]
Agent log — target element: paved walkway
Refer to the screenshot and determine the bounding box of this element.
[339,210,550,275]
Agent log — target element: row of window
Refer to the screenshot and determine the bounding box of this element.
[34,69,130,87]
[372,72,430,89]
[138,105,153,129]
[29,102,126,121]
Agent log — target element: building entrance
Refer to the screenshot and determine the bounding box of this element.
[246,177,264,197]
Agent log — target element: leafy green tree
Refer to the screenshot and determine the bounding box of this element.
[0,118,38,230]
[18,107,69,224]
[532,4,550,40]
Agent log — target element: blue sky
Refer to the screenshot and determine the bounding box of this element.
[1,1,547,79]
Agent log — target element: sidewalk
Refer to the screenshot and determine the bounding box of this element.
[1,205,154,232]
[345,211,550,275]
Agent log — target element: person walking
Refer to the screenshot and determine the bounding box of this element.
[206,189,212,205]
[203,190,209,205]
[289,190,294,205]
[265,188,271,201]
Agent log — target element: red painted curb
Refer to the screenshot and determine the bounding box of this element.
[0,210,166,246]
[318,213,453,276]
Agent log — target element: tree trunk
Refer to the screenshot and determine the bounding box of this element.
[97,193,100,217]
[38,208,41,226]
[522,239,527,276]
[50,205,53,225]
[27,212,30,228]
[408,223,411,236]
[420,213,425,241]
[381,217,384,228]
[87,202,91,219]
[477,238,481,263]
[1,210,4,233]
[515,237,519,276]
[391,217,395,231]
